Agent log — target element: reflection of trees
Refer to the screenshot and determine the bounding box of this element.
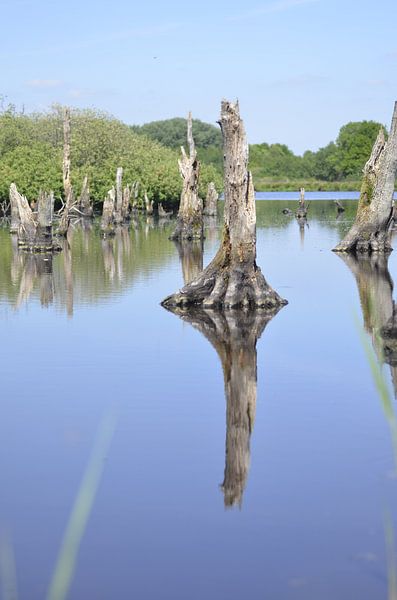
[164,307,279,508]
[339,253,397,394]
[1,216,175,314]
[174,240,203,284]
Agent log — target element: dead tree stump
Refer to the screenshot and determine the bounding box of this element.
[9,184,20,233]
[296,187,308,219]
[11,184,59,252]
[162,100,287,311]
[203,182,219,216]
[334,102,397,254]
[78,175,93,218]
[101,188,116,237]
[170,112,203,241]
[158,203,172,218]
[121,185,131,222]
[113,167,124,225]
[144,192,154,215]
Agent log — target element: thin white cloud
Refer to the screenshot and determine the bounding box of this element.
[230,0,319,21]
[26,79,63,89]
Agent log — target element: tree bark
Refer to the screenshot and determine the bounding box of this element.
[162,100,287,311]
[121,185,131,222]
[203,182,218,216]
[9,183,20,233]
[170,112,203,241]
[334,102,397,254]
[114,167,124,224]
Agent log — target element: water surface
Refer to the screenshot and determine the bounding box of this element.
[1,202,397,599]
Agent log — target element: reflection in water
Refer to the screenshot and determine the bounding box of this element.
[339,253,397,395]
[164,307,278,508]
[296,215,308,250]
[174,240,203,284]
[16,253,54,310]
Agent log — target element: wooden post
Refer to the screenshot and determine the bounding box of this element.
[162,100,287,310]
[170,112,203,241]
[334,101,397,253]
[101,188,116,237]
[203,182,218,216]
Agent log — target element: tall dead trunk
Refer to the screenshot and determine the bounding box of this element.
[101,188,116,237]
[121,185,131,222]
[334,102,397,254]
[114,167,124,224]
[11,184,59,252]
[58,107,74,236]
[144,192,153,215]
[79,175,93,218]
[203,182,218,216]
[163,307,276,507]
[170,112,203,241]
[162,100,287,311]
[9,184,20,233]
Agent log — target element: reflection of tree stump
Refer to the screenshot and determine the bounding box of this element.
[174,240,203,284]
[334,102,397,254]
[338,253,397,394]
[16,254,54,309]
[162,101,286,311]
[164,307,280,508]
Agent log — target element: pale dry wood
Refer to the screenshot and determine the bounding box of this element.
[170,112,203,241]
[334,101,397,253]
[114,167,124,224]
[203,182,218,216]
[101,188,116,237]
[144,192,154,215]
[78,176,93,218]
[58,107,75,236]
[162,100,287,310]
[9,184,20,233]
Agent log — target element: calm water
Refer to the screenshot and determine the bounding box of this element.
[1,201,397,599]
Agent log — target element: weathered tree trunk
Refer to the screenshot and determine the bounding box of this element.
[163,307,276,507]
[174,240,203,284]
[334,102,397,253]
[203,182,218,216]
[9,184,20,233]
[58,107,74,236]
[78,175,93,218]
[144,192,154,215]
[101,188,116,237]
[338,252,397,395]
[114,167,124,224]
[11,184,59,252]
[131,181,139,211]
[170,112,203,241]
[296,187,308,218]
[121,185,131,222]
[162,100,287,310]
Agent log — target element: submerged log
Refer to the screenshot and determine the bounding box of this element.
[170,112,203,241]
[162,100,287,311]
[58,107,75,236]
[78,175,93,218]
[101,188,116,237]
[163,307,277,507]
[334,102,397,254]
[11,184,59,252]
[203,182,218,216]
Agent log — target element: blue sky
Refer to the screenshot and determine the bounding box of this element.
[1,0,396,153]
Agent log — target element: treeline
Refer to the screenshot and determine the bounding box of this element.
[0,105,222,205]
[134,117,385,189]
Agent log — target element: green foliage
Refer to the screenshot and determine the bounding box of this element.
[0,106,220,205]
[335,121,386,178]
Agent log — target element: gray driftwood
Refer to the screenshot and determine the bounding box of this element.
[334,102,397,253]
[203,182,218,216]
[162,100,287,311]
[170,112,203,241]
